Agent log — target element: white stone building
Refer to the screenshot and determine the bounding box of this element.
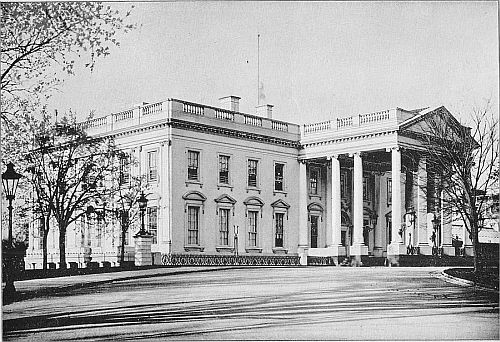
[25,97,473,268]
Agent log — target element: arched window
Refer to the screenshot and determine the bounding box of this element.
[182,191,206,251]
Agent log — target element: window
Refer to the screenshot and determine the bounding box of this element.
[274,163,284,191]
[219,155,230,184]
[119,154,130,185]
[219,208,230,246]
[148,207,158,244]
[310,168,319,195]
[363,176,370,201]
[187,150,200,181]
[120,211,130,245]
[387,178,392,205]
[248,211,258,247]
[147,151,158,182]
[187,206,199,245]
[340,172,346,199]
[275,212,284,247]
[310,215,319,248]
[248,159,258,187]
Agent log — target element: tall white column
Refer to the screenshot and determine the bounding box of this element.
[391,147,402,244]
[298,160,309,265]
[416,157,430,254]
[330,155,342,247]
[352,152,364,245]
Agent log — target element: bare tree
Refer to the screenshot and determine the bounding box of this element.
[413,103,498,273]
[26,116,120,268]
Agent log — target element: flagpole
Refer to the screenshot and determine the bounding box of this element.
[257,33,260,106]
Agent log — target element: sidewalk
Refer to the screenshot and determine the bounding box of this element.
[3,266,232,302]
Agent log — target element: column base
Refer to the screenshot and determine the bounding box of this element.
[298,245,309,266]
[386,243,407,266]
[440,245,455,256]
[417,244,432,255]
[350,244,368,256]
[373,246,385,258]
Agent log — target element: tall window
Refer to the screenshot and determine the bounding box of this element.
[219,155,230,184]
[310,215,319,248]
[187,150,200,181]
[363,176,370,201]
[274,163,284,191]
[147,151,158,182]
[248,159,258,187]
[248,211,258,247]
[340,172,346,199]
[187,206,199,245]
[387,178,392,205]
[148,207,158,244]
[275,213,284,247]
[310,168,319,195]
[219,208,230,246]
[119,154,130,185]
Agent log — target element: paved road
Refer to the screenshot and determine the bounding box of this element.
[3,267,499,341]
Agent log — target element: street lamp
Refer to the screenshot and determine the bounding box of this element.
[432,215,440,256]
[2,162,22,299]
[137,192,148,234]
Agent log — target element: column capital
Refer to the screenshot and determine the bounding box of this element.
[348,151,363,158]
[298,159,308,165]
[386,146,400,152]
[327,154,340,160]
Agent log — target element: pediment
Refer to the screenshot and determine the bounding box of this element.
[271,199,290,209]
[400,106,466,140]
[182,191,207,202]
[243,196,264,207]
[214,194,237,205]
[307,202,324,212]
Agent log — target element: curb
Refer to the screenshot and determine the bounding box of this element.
[436,270,499,294]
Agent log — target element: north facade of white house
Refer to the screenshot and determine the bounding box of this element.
[25,96,473,268]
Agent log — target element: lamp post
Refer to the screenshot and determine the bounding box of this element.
[432,215,440,256]
[137,192,148,234]
[404,208,416,254]
[2,162,22,298]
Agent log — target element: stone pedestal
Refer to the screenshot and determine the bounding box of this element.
[134,232,153,266]
[386,243,407,266]
[297,246,308,266]
[350,244,368,266]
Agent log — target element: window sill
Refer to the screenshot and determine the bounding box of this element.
[185,180,203,188]
[217,184,233,191]
[309,194,322,200]
[272,247,288,254]
[245,247,263,253]
[184,245,205,252]
[216,246,235,253]
[246,187,261,194]
[273,190,288,196]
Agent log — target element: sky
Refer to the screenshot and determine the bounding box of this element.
[48,1,499,125]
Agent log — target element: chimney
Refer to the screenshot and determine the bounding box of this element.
[219,96,241,112]
[256,104,273,119]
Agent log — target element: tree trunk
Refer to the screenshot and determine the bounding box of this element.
[120,224,126,265]
[471,222,482,274]
[42,216,50,270]
[58,224,67,269]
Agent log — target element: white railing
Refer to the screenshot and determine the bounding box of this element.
[304,120,331,134]
[359,109,391,124]
[244,115,262,127]
[183,103,204,116]
[272,120,288,131]
[336,116,353,128]
[215,109,235,121]
[142,102,162,116]
[114,110,133,121]
[77,116,107,130]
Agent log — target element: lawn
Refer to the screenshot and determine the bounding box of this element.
[446,267,499,290]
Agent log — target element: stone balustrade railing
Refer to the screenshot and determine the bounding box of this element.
[77,98,299,135]
[215,109,235,121]
[303,108,397,136]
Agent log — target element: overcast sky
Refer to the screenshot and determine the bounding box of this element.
[48,1,499,125]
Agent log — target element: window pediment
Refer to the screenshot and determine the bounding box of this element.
[271,199,290,209]
[307,202,324,212]
[182,191,207,202]
[214,194,237,205]
[243,196,264,207]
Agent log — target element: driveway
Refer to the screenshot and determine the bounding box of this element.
[3,267,499,341]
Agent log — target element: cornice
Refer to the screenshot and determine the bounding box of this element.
[300,130,398,148]
[171,119,301,149]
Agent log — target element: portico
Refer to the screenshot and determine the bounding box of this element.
[298,107,455,265]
